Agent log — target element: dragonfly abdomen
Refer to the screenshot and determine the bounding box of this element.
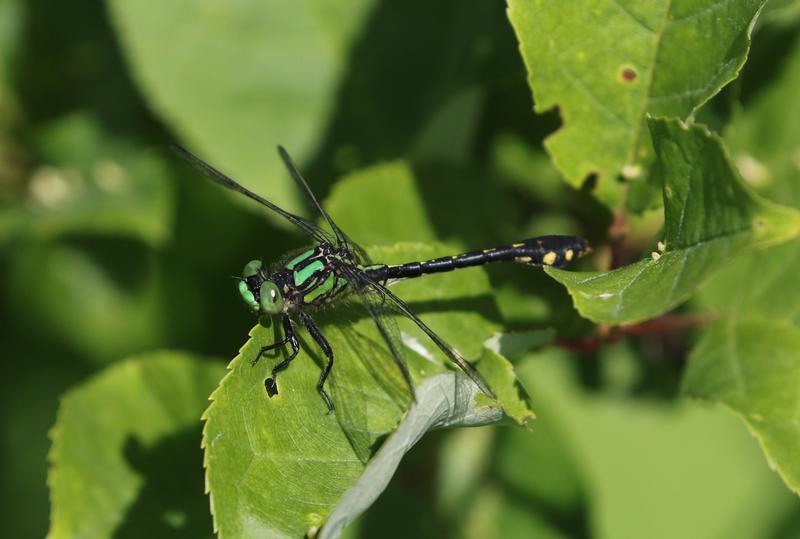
[367,235,588,282]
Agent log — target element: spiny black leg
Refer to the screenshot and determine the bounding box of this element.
[252,334,290,366]
[264,315,299,397]
[299,311,335,413]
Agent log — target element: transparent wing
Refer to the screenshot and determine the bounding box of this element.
[340,263,496,399]
[277,146,369,262]
[338,263,415,399]
[172,145,334,245]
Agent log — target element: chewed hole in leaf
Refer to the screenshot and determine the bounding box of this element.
[580,173,599,192]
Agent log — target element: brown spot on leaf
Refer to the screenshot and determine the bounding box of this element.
[621,67,637,82]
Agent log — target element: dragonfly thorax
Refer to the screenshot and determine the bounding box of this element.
[237,259,285,315]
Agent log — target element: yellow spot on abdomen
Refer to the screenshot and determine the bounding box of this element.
[515,256,532,263]
[565,249,574,261]
[512,243,525,248]
[542,251,558,265]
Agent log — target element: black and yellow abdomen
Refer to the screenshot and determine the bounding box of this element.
[365,235,589,283]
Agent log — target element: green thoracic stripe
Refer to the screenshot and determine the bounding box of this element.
[304,272,335,303]
[294,259,324,288]
[286,249,315,270]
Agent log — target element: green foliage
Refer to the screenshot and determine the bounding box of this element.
[0,113,174,246]
[547,117,800,324]
[203,241,533,537]
[106,0,374,213]
[518,350,798,539]
[47,352,224,538]
[684,36,800,496]
[325,162,436,245]
[319,370,512,539]
[1,1,799,538]
[507,0,766,207]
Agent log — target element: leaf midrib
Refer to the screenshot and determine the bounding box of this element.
[629,0,673,163]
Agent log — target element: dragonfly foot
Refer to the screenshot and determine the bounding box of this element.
[319,387,335,414]
[265,378,279,397]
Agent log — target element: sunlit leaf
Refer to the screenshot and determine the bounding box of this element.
[547,118,800,324]
[507,0,766,206]
[685,40,800,494]
[519,349,798,539]
[47,352,224,539]
[324,161,436,246]
[685,306,800,494]
[107,0,375,212]
[202,241,531,538]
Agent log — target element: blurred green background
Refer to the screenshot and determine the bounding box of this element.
[2,0,799,537]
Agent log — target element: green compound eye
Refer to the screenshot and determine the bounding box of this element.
[238,280,259,313]
[242,259,263,278]
[259,281,284,315]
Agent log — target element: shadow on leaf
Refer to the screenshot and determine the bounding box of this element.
[114,428,212,539]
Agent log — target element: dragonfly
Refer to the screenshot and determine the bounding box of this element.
[174,145,589,412]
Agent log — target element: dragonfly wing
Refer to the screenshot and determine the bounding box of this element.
[172,145,334,244]
[345,265,496,399]
[277,146,370,262]
[338,264,415,399]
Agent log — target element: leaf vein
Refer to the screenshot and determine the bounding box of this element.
[726,317,748,399]
[605,0,656,34]
[669,0,734,25]
[629,0,673,161]
[557,56,631,128]
[612,262,650,317]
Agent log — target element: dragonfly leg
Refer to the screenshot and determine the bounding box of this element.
[299,311,335,413]
[264,315,300,397]
[253,336,289,366]
[253,315,295,365]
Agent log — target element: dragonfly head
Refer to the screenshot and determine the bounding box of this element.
[238,259,285,315]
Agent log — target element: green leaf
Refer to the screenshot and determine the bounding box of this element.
[47,351,225,539]
[202,322,405,539]
[106,0,374,212]
[458,486,571,539]
[0,113,174,247]
[307,2,521,170]
[324,161,436,245]
[519,349,799,539]
[685,310,800,493]
[6,241,170,363]
[442,403,584,539]
[725,36,800,205]
[507,0,766,207]
[0,0,22,127]
[202,242,530,538]
[474,346,535,426]
[436,427,495,520]
[684,40,800,494]
[324,158,523,253]
[319,372,504,539]
[547,117,800,324]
